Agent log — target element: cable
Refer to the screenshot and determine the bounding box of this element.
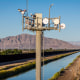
[42,31,44,80]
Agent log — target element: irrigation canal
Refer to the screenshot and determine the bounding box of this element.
[6,52,80,80]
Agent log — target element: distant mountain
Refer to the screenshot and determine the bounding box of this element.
[0,34,79,49]
[69,41,80,46]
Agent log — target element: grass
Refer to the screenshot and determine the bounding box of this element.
[0,62,36,79]
[49,72,60,80]
[49,68,64,80]
[0,51,79,79]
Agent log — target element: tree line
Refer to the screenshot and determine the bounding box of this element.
[0,49,22,55]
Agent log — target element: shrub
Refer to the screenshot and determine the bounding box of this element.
[49,72,60,80]
[65,62,73,69]
[0,49,22,55]
[60,68,64,73]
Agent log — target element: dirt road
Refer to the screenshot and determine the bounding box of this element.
[56,56,80,80]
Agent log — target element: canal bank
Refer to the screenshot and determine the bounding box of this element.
[49,55,80,80]
[0,51,80,80]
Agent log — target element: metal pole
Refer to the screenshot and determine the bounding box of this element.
[42,31,44,80]
[49,7,50,27]
[48,4,53,27]
[36,31,42,80]
[59,16,61,32]
[22,14,24,31]
[26,0,28,16]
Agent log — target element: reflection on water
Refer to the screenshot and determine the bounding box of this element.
[7,52,80,80]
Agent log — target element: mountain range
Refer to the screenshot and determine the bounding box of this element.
[0,34,79,49]
[69,41,80,46]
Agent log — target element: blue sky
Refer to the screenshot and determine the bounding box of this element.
[0,0,80,41]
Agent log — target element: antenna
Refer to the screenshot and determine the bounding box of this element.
[26,0,28,16]
[60,23,66,29]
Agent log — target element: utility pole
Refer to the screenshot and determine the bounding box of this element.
[18,3,65,80]
[35,14,42,80]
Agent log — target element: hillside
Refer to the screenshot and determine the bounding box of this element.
[0,34,79,49]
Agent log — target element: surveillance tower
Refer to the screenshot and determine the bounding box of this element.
[18,1,65,80]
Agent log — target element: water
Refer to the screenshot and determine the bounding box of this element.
[7,52,80,80]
